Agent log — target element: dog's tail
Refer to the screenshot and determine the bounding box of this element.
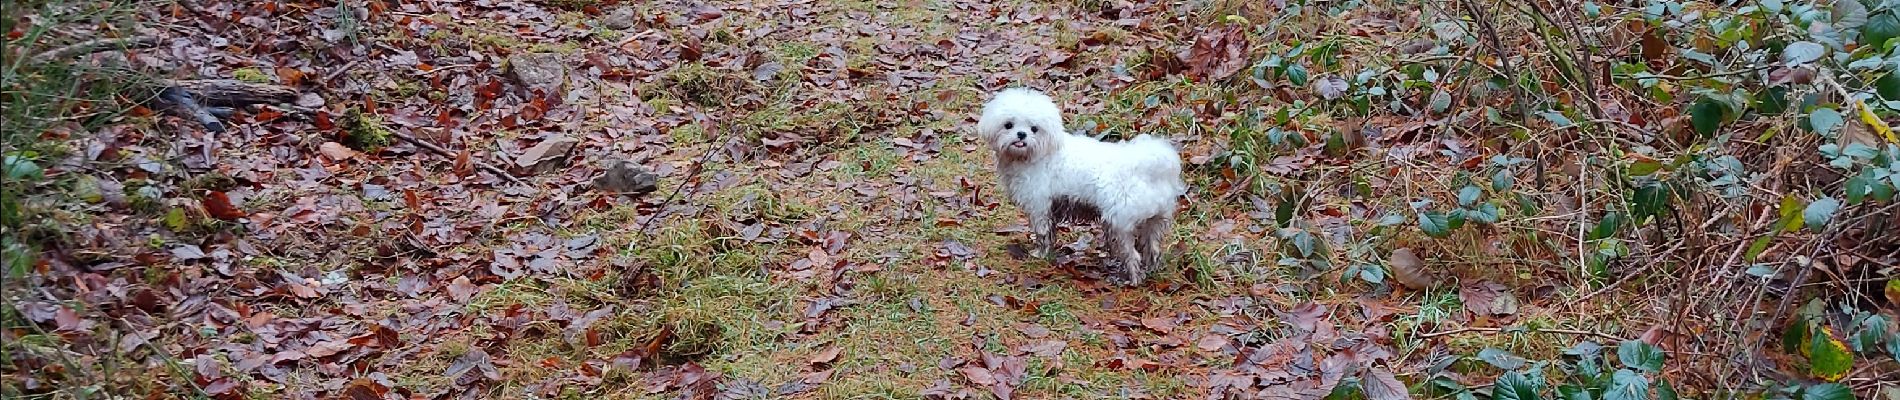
[1127,134,1188,196]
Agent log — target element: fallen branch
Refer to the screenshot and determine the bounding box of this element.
[30,35,159,64]
[150,79,294,134]
[160,79,298,107]
[387,130,528,186]
[156,86,231,133]
[1418,326,1627,342]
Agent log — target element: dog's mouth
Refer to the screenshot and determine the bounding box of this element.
[1010,141,1028,148]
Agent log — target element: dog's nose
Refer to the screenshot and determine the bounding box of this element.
[1016,132,1027,140]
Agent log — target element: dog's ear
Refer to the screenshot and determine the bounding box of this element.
[976,98,1009,144]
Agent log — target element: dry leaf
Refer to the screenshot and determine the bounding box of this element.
[320,141,360,161]
[1388,248,1434,290]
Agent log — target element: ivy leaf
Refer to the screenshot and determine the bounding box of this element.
[1757,87,1790,114]
[1846,173,1871,204]
[1691,98,1726,136]
[1591,212,1625,240]
[1832,0,1869,31]
[1629,160,1665,176]
[1631,184,1671,222]
[1865,12,1900,50]
[1457,185,1483,206]
[1877,71,1900,101]
[1538,110,1575,127]
[1809,107,1845,134]
[1657,378,1679,400]
[1358,264,1385,284]
[1782,41,1829,65]
[2,155,42,181]
[1470,202,1501,224]
[1493,371,1544,400]
[1603,369,1651,400]
[1492,168,1516,191]
[1478,348,1528,370]
[1618,340,1666,373]
[1802,383,1853,400]
[1419,210,1453,238]
[1286,63,1310,86]
[1809,325,1855,382]
[1430,89,1453,113]
[1803,197,1841,232]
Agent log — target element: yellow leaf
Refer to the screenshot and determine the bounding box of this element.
[1853,99,1897,143]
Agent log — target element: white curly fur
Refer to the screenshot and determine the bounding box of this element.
[976,88,1187,285]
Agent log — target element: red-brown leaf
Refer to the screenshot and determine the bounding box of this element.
[203,191,246,221]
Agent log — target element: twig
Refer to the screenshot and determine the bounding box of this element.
[1419,326,1627,342]
[387,131,527,186]
[322,59,362,84]
[29,35,159,64]
[1461,0,1548,191]
[627,112,744,249]
[1613,65,1773,82]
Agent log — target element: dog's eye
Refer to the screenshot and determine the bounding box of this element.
[1004,121,1014,129]
[1030,126,1040,133]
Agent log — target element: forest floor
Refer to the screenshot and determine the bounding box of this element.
[5,0,1900,399]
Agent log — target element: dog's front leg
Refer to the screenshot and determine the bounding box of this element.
[1031,213,1057,262]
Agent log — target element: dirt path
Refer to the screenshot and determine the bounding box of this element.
[6,0,1656,398]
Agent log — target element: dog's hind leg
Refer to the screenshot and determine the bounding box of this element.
[1109,224,1144,286]
[1136,215,1171,274]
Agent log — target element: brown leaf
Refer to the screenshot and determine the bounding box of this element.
[1180,27,1248,81]
[203,191,247,221]
[304,340,352,358]
[1361,367,1411,400]
[1280,302,1326,332]
[1018,340,1066,357]
[1387,248,1434,290]
[319,141,360,161]
[1195,334,1229,352]
[447,276,477,302]
[688,4,724,23]
[276,67,306,86]
[1140,317,1176,334]
[1638,23,1669,69]
[959,365,997,386]
[809,346,842,366]
[446,348,501,383]
[1460,280,1519,316]
[342,377,389,400]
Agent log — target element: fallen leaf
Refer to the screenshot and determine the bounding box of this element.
[1141,317,1177,334]
[809,346,842,366]
[959,365,997,386]
[1388,248,1434,290]
[1460,280,1519,316]
[1361,367,1411,400]
[320,141,360,160]
[447,276,477,302]
[203,191,246,221]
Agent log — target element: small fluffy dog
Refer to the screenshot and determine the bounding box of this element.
[976,88,1187,286]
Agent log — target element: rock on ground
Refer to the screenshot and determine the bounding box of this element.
[506,52,568,96]
[594,158,659,196]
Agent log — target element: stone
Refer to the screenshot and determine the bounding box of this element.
[594,158,659,196]
[506,52,568,96]
[602,8,638,30]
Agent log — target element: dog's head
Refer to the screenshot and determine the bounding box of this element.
[977,88,1065,164]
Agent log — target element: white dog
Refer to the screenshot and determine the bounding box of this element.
[976,88,1187,286]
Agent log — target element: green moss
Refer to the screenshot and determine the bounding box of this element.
[232,67,270,83]
[340,107,395,152]
[663,62,748,107]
